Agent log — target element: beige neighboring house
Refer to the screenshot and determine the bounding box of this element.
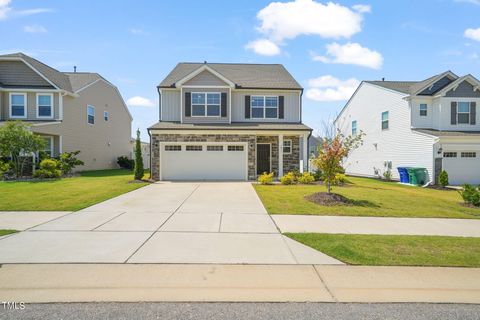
[130,138,150,169]
[0,53,132,170]
[149,62,312,181]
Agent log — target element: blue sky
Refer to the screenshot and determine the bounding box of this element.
[1,0,480,140]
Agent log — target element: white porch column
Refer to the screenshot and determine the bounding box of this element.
[303,133,309,172]
[278,134,284,177]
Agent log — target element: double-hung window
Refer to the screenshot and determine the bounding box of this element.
[381,111,389,130]
[42,137,53,157]
[37,94,53,118]
[419,104,427,116]
[191,92,221,117]
[10,93,27,118]
[87,105,95,124]
[283,140,292,154]
[352,120,357,135]
[457,102,470,124]
[251,96,278,119]
[104,111,109,121]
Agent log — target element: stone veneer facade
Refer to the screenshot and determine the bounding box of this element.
[150,133,301,180]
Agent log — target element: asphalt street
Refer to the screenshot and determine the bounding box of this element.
[1,302,479,320]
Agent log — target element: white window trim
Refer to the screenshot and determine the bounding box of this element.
[457,102,470,125]
[87,105,95,125]
[9,92,27,119]
[381,111,389,130]
[42,136,54,156]
[283,139,292,155]
[251,95,279,119]
[419,104,427,117]
[104,111,109,121]
[351,120,357,135]
[191,92,221,117]
[36,93,54,119]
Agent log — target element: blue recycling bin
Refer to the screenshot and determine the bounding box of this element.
[397,167,410,184]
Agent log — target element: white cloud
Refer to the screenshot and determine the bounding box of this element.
[454,0,480,5]
[129,28,149,36]
[15,8,52,16]
[126,96,155,108]
[0,0,52,20]
[23,24,47,33]
[255,0,364,43]
[0,0,11,20]
[352,4,371,13]
[465,28,480,41]
[305,75,360,102]
[312,42,383,69]
[245,39,281,56]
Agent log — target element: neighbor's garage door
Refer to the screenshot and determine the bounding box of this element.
[443,151,480,185]
[160,142,247,180]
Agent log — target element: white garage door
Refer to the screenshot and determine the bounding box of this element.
[160,142,247,180]
[443,151,480,185]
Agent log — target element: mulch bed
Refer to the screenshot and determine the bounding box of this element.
[304,192,353,206]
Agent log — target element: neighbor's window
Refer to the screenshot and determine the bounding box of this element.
[251,96,278,119]
[419,104,427,116]
[443,152,457,158]
[186,145,202,151]
[352,120,357,135]
[104,111,109,121]
[283,140,292,154]
[457,102,470,124]
[87,105,95,124]
[37,94,53,118]
[227,145,244,151]
[191,92,220,117]
[42,137,53,157]
[165,145,181,151]
[10,93,26,118]
[381,111,389,130]
[207,145,223,151]
[461,152,477,158]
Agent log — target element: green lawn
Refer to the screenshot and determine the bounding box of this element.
[254,177,480,219]
[286,233,480,267]
[0,169,149,211]
[0,230,17,237]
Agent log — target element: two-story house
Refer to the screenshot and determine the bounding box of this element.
[148,62,312,181]
[335,71,480,185]
[0,53,132,170]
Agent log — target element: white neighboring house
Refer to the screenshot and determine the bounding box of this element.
[335,71,480,186]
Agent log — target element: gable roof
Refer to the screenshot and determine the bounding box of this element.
[64,72,110,92]
[159,62,302,90]
[432,74,480,97]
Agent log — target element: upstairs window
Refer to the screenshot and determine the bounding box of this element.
[251,96,278,119]
[191,92,220,117]
[10,93,27,118]
[87,105,95,124]
[104,111,109,121]
[419,104,427,116]
[457,102,470,124]
[37,94,53,118]
[381,111,389,130]
[352,120,357,135]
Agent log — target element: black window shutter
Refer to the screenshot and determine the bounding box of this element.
[185,92,191,117]
[221,92,227,117]
[451,102,457,125]
[279,96,285,119]
[471,102,476,125]
[245,95,251,119]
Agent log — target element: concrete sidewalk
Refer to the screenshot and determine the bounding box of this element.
[0,211,71,230]
[0,264,479,303]
[272,215,480,237]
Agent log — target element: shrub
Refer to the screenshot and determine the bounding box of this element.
[58,150,84,175]
[298,172,315,184]
[313,169,323,181]
[117,156,134,170]
[33,158,61,179]
[258,172,274,185]
[439,170,449,188]
[0,160,14,180]
[459,184,480,207]
[383,169,392,181]
[280,172,297,185]
[333,173,347,186]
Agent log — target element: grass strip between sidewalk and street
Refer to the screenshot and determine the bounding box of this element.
[286,233,480,267]
[0,230,18,237]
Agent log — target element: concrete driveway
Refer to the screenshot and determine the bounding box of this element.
[0,182,341,265]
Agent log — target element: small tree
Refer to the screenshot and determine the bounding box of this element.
[312,130,364,194]
[0,121,45,178]
[438,170,449,188]
[58,151,84,176]
[134,129,144,180]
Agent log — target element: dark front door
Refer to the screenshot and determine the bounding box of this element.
[256,144,271,174]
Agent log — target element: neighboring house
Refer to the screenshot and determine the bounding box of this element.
[335,71,480,185]
[308,135,323,158]
[130,138,150,169]
[148,62,312,181]
[0,53,132,170]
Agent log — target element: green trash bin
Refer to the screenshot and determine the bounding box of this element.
[407,168,418,185]
[407,168,428,186]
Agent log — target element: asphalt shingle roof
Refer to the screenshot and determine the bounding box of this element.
[159,63,302,90]
[64,72,108,92]
[149,121,312,131]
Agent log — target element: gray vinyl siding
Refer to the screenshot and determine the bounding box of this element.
[0,91,60,120]
[445,81,480,98]
[182,88,229,124]
[183,70,228,86]
[161,90,181,121]
[418,76,453,95]
[0,61,53,88]
[231,90,301,123]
